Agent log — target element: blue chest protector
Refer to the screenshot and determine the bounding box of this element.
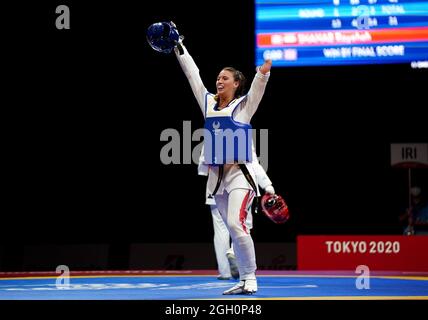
[203,94,253,165]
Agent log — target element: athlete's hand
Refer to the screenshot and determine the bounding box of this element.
[259,59,272,75]
[171,21,185,55]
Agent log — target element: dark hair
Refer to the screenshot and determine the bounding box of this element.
[222,67,246,98]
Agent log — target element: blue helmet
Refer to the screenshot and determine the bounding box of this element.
[146,21,180,54]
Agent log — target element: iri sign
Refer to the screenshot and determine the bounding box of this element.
[391,143,428,168]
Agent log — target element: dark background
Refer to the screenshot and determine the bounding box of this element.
[1,1,427,270]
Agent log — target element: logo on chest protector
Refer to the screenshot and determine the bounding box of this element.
[212,121,221,135]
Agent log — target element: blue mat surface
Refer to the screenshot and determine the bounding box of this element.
[1,275,427,300]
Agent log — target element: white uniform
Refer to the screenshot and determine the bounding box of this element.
[199,147,273,278]
[175,44,270,282]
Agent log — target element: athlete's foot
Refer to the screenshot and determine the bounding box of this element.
[217,275,231,280]
[222,279,257,295]
[226,252,239,280]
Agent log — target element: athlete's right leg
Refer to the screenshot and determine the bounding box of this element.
[210,205,232,279]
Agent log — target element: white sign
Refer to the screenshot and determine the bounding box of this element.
[391,143,428,168]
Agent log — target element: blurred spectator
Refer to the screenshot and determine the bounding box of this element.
[400,186,428,235]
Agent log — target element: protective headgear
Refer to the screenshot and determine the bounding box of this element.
[261,193,290,224]
[146,21,180,54]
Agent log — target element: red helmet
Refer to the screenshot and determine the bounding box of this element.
[261,193,290,224]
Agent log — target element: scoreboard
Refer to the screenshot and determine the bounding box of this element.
[255,0,428,67]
